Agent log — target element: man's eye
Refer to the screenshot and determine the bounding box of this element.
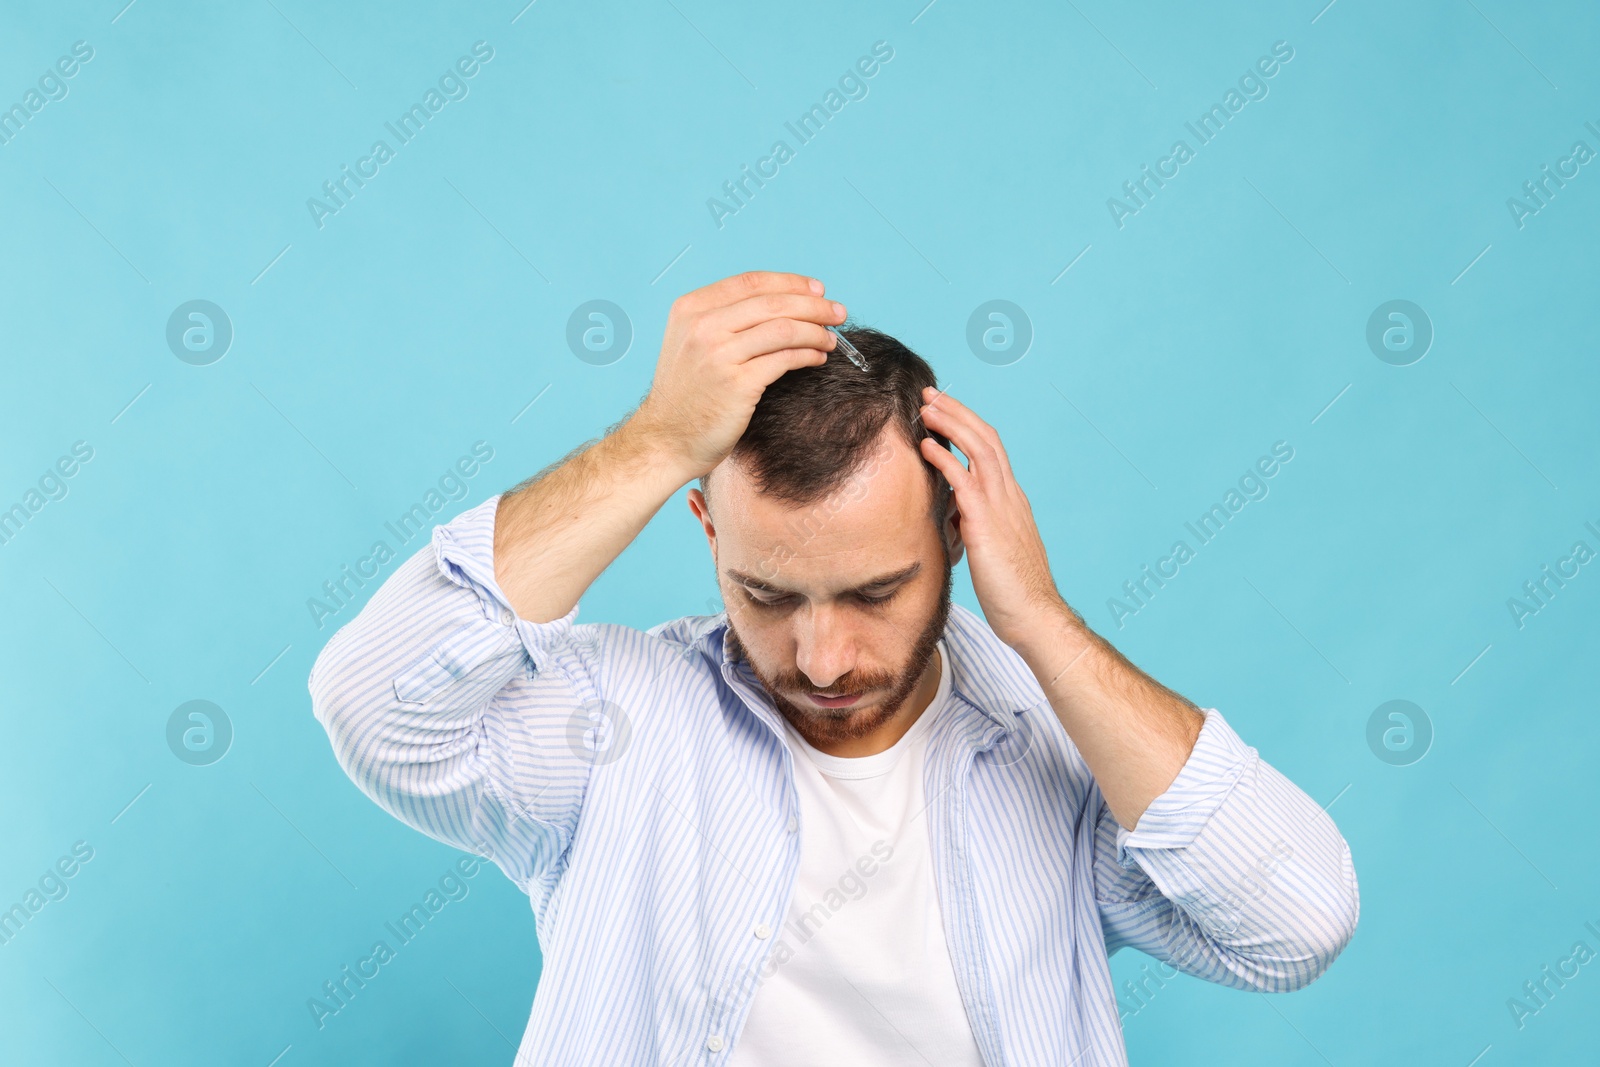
[746,590,895,608]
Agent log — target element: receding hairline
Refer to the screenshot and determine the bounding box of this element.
[699,424,949,521]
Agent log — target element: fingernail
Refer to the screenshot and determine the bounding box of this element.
[809,278,824,294]
[831,301,846,318]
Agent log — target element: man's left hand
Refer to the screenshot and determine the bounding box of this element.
[916,386,1070,657]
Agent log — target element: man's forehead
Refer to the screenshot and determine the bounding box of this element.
[705,424,941,592]
[713,427,923,516]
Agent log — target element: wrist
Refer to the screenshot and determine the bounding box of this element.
[1012,600,1098,685]
[615,412,702,489]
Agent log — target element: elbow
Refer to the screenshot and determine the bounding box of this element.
[307,631,375,764]
[1200,841,1360,994]
[1261,842,1361,993]
[308,637,346,729]
[1281,901,1358,993]
[1307,843,1361,984]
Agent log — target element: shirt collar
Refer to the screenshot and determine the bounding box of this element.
[688,601,1044,729]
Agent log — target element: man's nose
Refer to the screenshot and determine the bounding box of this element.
[794,603,856,690]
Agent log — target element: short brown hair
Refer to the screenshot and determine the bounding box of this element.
[700,324,952,525]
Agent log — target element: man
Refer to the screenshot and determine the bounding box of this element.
[309,270,1358,1065]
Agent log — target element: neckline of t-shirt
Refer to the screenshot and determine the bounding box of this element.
[785,640,950,781]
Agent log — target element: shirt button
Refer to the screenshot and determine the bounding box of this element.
[706,1034,725,1052]
[500,606,515,625]
[786,816,798,833]
[754,922,771,939]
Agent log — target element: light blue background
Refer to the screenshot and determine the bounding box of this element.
[2,0,1597,1063]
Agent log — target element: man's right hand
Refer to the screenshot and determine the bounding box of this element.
[632,271,847,479]
[493,272,843,623]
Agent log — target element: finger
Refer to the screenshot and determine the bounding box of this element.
[742,346,831,389]
[919,434,974,492]
[680,271,823,315]
[922,388,1002,453]
[920,388,1012,482]
[921,385,1017,476]
[707,292,847,334]
[723,317,838,364]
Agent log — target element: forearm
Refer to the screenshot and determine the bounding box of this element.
[1012,602,1204,830]
[494,413,696,623]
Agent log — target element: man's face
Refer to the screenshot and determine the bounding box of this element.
[686,426,962,749]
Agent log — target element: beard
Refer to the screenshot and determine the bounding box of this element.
[723,551,953,749]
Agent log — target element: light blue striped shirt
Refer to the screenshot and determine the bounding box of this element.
[309,494,1359,1065]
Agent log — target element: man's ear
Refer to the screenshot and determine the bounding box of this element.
[939,484,964,567]
[686,487,716,548]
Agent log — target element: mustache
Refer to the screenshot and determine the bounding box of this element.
[782,673,893,697]
[724,630,900,695]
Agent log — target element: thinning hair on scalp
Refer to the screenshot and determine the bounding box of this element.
[699,324,953,525]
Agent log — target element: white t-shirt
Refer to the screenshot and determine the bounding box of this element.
[730,640,986,1066]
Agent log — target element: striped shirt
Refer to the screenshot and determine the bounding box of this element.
[309,494,1359,1065]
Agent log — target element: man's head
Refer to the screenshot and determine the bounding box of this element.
[685,326,962,749]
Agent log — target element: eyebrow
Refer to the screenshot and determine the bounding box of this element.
[725,561,923,597]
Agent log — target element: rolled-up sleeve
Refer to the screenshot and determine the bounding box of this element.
[1095,707,1359,992]
[308,493,592,891]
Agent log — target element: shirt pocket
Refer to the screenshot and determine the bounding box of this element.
[393,620,506,705]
